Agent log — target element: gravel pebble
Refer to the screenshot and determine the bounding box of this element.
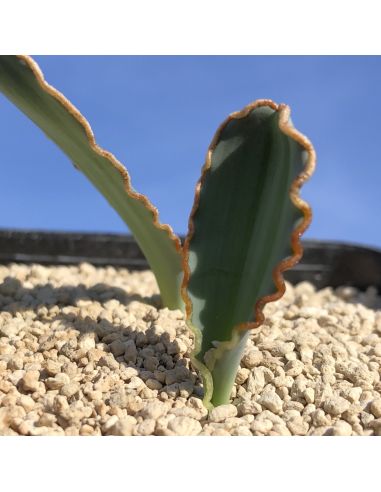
[109,340,126,357]
[303,387,315,404]
[285,360,304,377]
[286,416,309,435]
[135,418,156,436]
[106,416,137,436]
[370,399,381,418]
[332,420,353,436]
[251,418,273,434]
[168,416,202,435]
[242,350,263,369]
[139,401,169,420]
[258,388,283,414]
[45,373,70,390]
[0,264,380,436]
[60,382,80,398]
[209,404,237,423]
[324,396,351,416]
[20,370,40,392]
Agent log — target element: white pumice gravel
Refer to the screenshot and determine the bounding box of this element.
[0,263,381,436]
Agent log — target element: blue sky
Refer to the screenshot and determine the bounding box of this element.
[1,56,380,249]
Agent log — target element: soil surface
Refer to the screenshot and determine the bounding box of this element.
[0,263,380,436]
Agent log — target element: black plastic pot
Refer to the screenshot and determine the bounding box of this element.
[0,229,380,292]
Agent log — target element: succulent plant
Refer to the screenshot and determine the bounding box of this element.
[0,56,316,408]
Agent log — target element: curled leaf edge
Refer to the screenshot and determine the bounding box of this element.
[180,99,316,407]
[10,55,182,254]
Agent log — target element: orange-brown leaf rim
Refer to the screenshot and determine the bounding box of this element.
[15,55,182,253]
[181,99,316,332]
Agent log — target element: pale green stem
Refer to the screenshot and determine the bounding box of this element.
[210,331,250,407]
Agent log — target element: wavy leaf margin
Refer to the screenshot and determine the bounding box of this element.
[12,55,182,254]
[180,99,316,406]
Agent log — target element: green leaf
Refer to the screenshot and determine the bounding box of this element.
[0,55,184,310]
[182,100,315,407]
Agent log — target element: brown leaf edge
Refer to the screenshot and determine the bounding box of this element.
[181,99,316,407]
[13,55,182,254]
[181,98,316,334]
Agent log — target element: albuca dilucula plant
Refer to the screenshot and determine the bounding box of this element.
[0,55,316,408]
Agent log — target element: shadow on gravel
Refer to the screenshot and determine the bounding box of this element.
[47,312,203,401]
[0,276,203,401]
[0,277,162,313]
